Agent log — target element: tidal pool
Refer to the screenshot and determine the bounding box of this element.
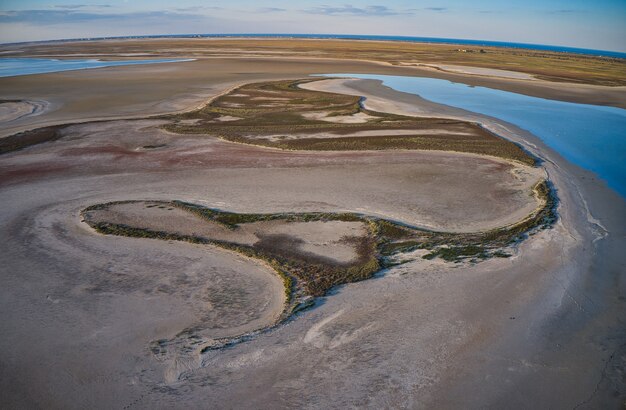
[0,57,192,78]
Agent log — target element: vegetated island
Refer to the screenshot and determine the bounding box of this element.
[78,79,556,353]
[162,79,536,165]
[82,183,554,353]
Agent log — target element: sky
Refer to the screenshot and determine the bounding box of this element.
[0,0,625,52]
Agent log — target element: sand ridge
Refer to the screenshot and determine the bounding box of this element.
[405,63,537,80]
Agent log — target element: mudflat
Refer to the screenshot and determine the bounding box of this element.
[0,40,624,409]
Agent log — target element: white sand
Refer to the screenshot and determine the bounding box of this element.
[0,100,48,123]
[406,63,536,80]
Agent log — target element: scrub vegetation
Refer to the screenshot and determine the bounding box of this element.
[163,79,537,165]
[82,180,556,316]
[16,38,626,86]
[191,39,626,86]
[0,125,64,154]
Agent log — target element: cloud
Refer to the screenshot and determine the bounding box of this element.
[172,5,284,15]
[0,8,238,43]
[256,7,286,13]
[173,6,223,12]
[392,7,446,14]
[0,9,203,25]
[52,4,111,9]
[304,5,400,17]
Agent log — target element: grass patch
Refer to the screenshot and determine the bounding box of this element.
[161,79,538,166]
[381,240,423,256]
[22,39,626,86]
[0,125,65,154]
[423,245,488,262]
[83,180,556,305]
[381,178,557,262]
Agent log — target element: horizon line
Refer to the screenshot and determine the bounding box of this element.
[1,33,625,59]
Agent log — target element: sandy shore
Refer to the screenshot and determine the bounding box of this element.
[0,58,624,408]
[400,63,538,80]
[1,56,625,139]
[305,77,626,408]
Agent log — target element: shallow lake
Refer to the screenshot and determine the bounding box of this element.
[325,74,626,197]
[0,57,192,78]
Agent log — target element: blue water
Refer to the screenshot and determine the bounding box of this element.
[0,58,192,78]
[325,74,626,197]
[14,34,625,59]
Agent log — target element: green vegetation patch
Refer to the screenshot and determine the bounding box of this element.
[185,39,626,86]
[162,79,537,166]
[21,39,626,86]
[0,125,65,154]
[82,180,556,312]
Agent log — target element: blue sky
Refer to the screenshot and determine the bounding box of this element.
[0,1,625,51]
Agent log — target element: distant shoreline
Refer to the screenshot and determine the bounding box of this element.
[2,33,625,60]
[1,56,624,140]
